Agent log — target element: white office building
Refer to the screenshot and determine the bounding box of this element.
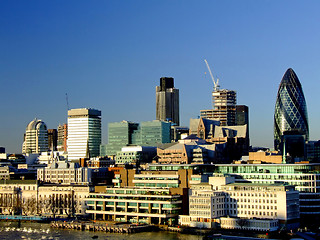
[22,119,48,154]
[67,108,101,161]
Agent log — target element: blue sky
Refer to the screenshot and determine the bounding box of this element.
[1,0,320,153]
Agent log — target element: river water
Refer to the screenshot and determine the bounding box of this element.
[0,222,204,240]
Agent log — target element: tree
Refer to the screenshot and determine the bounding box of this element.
[21,197,37,216]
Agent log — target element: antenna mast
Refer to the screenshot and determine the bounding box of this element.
[66,93,69,111]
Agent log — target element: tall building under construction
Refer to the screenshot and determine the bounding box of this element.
[200,89,237,126]
[156,77,180,126]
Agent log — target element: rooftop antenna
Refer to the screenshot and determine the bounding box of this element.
[204,59,220,91]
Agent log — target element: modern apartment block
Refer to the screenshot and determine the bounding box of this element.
[200,89,236,126]
[22,119,48,154]
[156,77,179,126]
[67,108,101,161]
[86,187,182,225]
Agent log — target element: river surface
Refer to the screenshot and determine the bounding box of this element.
[0,222,204,240]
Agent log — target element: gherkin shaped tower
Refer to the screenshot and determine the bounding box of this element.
[274,68,309,150]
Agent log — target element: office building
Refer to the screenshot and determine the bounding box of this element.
[200,89,236,126]
[101,120,171,156]
[156,77,180,126]
[48,129,57,151]
[274,68,309,151]
[57,123,68,152]
[214,163,320,225]
[22,119,48,154]
[86,187,182,225]
[101,121,139,156]
[180,175,299,231]
[67,108,101,161]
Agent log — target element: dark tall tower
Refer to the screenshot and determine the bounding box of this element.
[274,68,309,152]
[156,77,180,125]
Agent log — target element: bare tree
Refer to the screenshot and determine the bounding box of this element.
[22,197,37,216]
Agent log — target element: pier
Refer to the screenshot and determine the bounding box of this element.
[51,221,156,233]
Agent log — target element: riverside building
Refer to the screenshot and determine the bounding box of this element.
[86,187,182,225]
[67,108,101,161]
[179,175,299,231]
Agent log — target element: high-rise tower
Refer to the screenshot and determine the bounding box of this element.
[274,68,309,151]
[67,108,101,161]
[22,119,48,154]
[156,77,180,126]
[200,89,237,126]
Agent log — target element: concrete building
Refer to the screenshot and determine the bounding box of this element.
[22,119,48,154]
[214,163,320,226]
[248,151,282,164]
[116,145,157,166]
[86,187,182,225]
[200,89,236,126]
[67,108,101,161]
[37,161,92,184]
[157,138,216,164]
[57,123,68,152]
[156,77,179,126]
[179,175,299,231]
[0,180,92,217]
[48,129,57,151]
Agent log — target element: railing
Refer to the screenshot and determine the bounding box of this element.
[0,215,48,221]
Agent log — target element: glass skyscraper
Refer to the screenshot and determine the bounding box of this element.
[274,68,309,151]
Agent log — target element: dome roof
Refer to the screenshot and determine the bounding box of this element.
[26,119,47,131]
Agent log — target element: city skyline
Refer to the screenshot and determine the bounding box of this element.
[2,1,320,153]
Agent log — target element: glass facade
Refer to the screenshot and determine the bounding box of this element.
[274,68,309,150]
[102,120,171,156]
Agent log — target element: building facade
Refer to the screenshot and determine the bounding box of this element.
[48,129,57,151]
[86,187,182,225]
[67,108,101,161]
[200,89,236,126]
[57,123,68,152]
[102,120,171,156]
[274,68,309,151]
[156,77,180,126]
[22,119,48,154]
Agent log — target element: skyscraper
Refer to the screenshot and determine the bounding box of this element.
[22,119,48,154]
[156,77,180,126]
[200,89,237,126]
[67,108,101,161]
[274,68,309,151]
[48,129,57,151]
[57,123,68,152]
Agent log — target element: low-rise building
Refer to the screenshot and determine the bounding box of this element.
[86,187,182,225]
[179,175,300,231]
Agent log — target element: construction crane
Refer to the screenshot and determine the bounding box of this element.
[204,59,220,91]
